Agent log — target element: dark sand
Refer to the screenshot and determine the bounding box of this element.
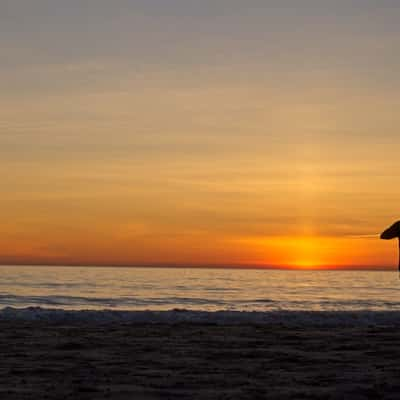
[0,322,399,399]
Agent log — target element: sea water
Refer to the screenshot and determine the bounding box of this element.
[0,266,398,313]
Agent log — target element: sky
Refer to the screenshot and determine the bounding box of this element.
[1,0,400,268]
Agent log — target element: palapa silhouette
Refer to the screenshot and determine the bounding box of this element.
[380,221,400,278]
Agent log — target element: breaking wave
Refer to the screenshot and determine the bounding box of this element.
[2,294,400,312]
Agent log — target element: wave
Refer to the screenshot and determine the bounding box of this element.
[2,294,400,312]
[2,307,400,326]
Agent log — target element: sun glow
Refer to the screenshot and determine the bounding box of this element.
[280,237,327,269]
[239,235,383,269]
[291,259,322,269]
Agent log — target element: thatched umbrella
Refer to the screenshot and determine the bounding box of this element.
[380,221,400,277]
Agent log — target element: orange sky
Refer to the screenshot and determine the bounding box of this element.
[1,1,400,269]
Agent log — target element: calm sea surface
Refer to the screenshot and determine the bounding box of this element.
[0,266,398,312]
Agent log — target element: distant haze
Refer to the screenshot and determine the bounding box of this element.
[1,1,399,268]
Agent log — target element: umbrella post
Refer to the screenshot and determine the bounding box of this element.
[397,238,400,279]
[380,221,400,279]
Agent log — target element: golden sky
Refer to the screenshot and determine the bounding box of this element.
[1,1,400,268]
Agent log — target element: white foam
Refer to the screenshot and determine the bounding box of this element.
[1,307,400,327]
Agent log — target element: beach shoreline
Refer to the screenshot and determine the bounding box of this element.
[0,320,398,399]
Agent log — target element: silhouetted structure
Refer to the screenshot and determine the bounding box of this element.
[380,221,400,277]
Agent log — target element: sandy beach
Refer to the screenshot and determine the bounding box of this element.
[0,321,399,399]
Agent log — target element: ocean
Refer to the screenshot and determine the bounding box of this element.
[1,266,399,325]
[0,266,399,311]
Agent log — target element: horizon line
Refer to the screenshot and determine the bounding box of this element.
[0,263,395,271]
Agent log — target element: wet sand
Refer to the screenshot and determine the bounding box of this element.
[0,321,399,399]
